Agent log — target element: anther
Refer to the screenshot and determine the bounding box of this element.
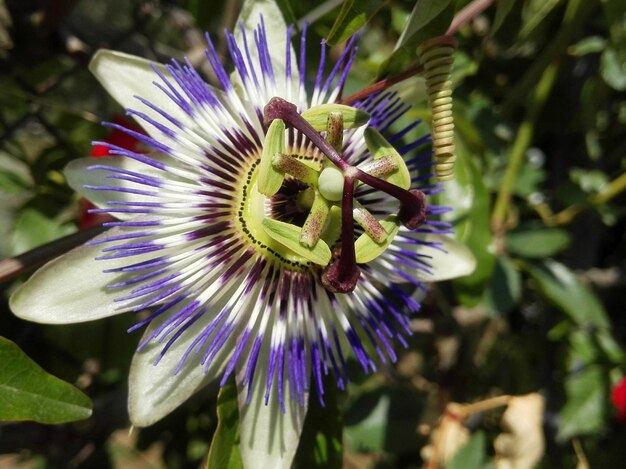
[272,153,318,185]
[326,111,343,153]
[353,201,387,244]
[358,155,399,178]
[300,192,330,248]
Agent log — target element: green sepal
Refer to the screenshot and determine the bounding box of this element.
[355,216,401,264]
[206,381,243,469]
[262,218,332,266]
[301,104,370,131]
[258,119,286,196]
[364,127,411,190]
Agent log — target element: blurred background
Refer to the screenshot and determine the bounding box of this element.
[1,0,625,467]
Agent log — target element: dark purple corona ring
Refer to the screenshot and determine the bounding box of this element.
[73,19,452,410]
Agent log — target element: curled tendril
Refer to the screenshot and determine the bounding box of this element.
[417,36,458,182]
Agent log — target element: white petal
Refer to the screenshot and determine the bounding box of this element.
[236,353,308,469]
[418,233,477,282]
[9,227,143,324]
[89,50,197,139]
[235,0,299,96]
[128,314,233,427]
[64,155,169,219]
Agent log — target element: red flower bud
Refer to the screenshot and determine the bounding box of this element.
[78,116,144,229]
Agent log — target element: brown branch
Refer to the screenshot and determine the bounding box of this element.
[447,0,495,36]
[0,225,107,283]
[341,64,424,106]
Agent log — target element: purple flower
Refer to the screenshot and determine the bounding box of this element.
[10,2,474,466]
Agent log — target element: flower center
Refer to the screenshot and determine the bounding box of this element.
[237,97,427,293]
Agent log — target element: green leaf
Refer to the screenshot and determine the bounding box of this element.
[258,119,286,196]
[344,391,389,451]
[506,228,571,258]
[273,0,297,24]
[483,256,522,315]
[10,208,75,256]
[378,0,454,78]
[512,161,546,197]
[207,382,243,469]
[446,431,486,469]
[326,0,390,46]
[396,0,453,49]
[568,36,608,56]
[558,365,608,440]
[569,167,609,194]
[262,218,332,265]
[301,104,370,132]
[595,329,625,364]
[601,46,626,91]
[355,216,400,264]
[564,318,624,367]
[0,152,32,195]
[525,260,609,328]
[601,0,626,26]
[188,0,222,30]
[568,329,601,366]
[344,386,425,454]
[520,0,562,40]
[0,336,92,423]
[492,0,517,34]
[293,380,343,469]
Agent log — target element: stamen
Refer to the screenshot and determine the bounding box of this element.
[300,191,330,248]
[272,153,318,185]
[358,155,399,178]
[326,111,343,153]
[352,200,387,244]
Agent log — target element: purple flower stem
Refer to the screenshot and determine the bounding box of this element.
[264,97,349,171]
[322,176,360,293]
